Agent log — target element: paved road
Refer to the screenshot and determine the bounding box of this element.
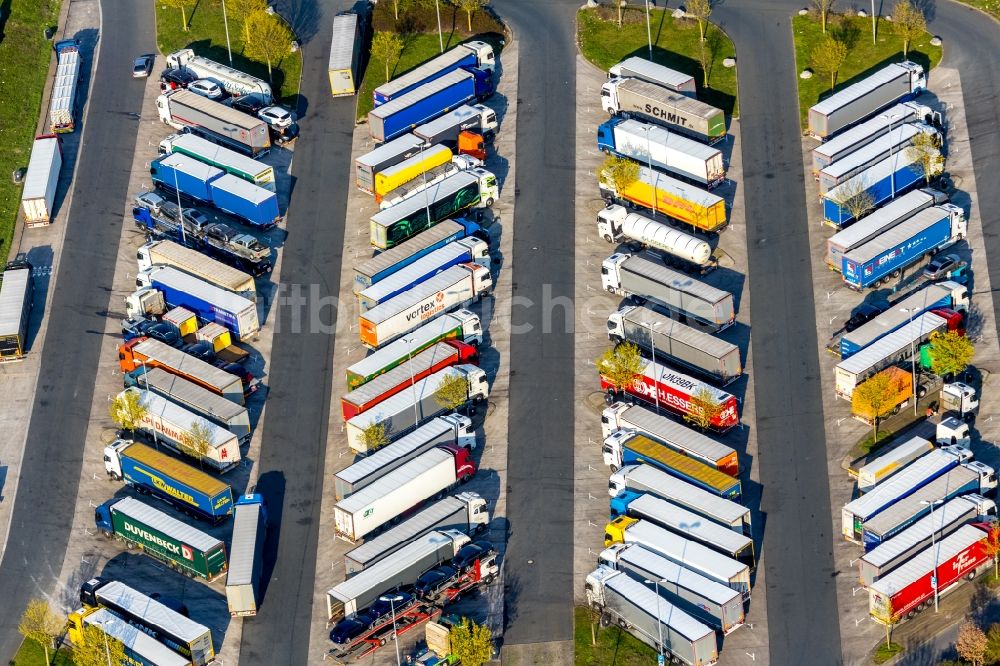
[711,1,844,662]
[0,1,153,658]
[492,0,579,646]
[236,1,355,663]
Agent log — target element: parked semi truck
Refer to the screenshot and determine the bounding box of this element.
[841,446,973,542]
[373,144,453,200]
[601,77,726,144]
[94,496,228,580]
[353,218,485,293]
[340,342,478,420]
[137,239,256,301]
[413,104,498,145]
[601,253,735,331]
[841,205,967,290]
[608,304,741,384]
[603,431,741,499]
[358,237,490,312]
[120,387,242,472]
[336,415,475,498]
[373,41,495,105]
[368,69,493,142]
[117,336,245,403]
[150,153,280,228]
[811,100,940,172]
[860,495,996,587]
[326,530,470,624]
[854,435,936,492]
[345,365,487,453]
[69,608,189,666]
[335,446,476,542]
[0,259,34,360]
[609,468,751,535]
[50,40,80,133]
[137,265,259,340]
[359,263,492,349]
[103,438,233,523]
[78,577,214,665]
[869,524,990,624]
[379,154,484,210]
[226,494,268,617]
[823,149,942,228]
[355,134,425,193]
[156,89,270,157]
[840,281,968,358]
[808,61,926,139]
[596,205,716,273]
[21,135,62,226]
[600,358,741,431]
[328,11,362,97]
[825,188,949,269]
[343,493,488,574]
[370,170,498,250]
[597,118,726,187]
[818,123,938,194]
[608,57,696,96]
[585,566,719,666]
[599,166,727,233]
[834,311,951,398]
[166,48,272,101]
[601,401,739,475]
[600,543,743,634]
[159,133,275,191]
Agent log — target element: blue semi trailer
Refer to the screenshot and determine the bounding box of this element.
[373,41,496,105]
[368,68,494,143]
[841,204,966,291]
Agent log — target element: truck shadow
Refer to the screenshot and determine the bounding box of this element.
[254,469,286,605]
[24,244,53,351]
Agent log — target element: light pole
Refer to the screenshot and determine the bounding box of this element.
[642,320,663,414]
[379,594,406,666]
[871,0,877,45]
[138,358,159,450]
[920,498,945,612]
[420,143,432,231]
[403,334,419,425]
[221,0,233,64]
[434,0,444,53]
[91,618,113,666]
[880,112,902,198]
[642,124,656,218]
[172,170,187,245]
[644,578,669,665]
[645,0,653,59]
[900,306,920,416]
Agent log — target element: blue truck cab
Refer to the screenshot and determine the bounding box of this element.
[609,489,642,519]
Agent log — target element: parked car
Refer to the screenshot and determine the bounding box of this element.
[229,93,269,115]
[181,341,216,362]
[329,614,373,646]
[258,106,293,128]
[132,55,154,78]
[123,319,181,347]
[159,68,198,91]
[844,302,888,332]
[182,207,212,232]
[414,565,457,600]
[367,591,415,624]
[452,541,494,573]
[924,253,966,280]
[188,79,226,100]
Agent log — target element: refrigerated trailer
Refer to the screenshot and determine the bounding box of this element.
[608,57,697,96]
[50,40,80,133]
[607,304,741,384]
[368,69,492,142]
[226,494,268,617]
[0,260,33,360]
[818,123,938,194]
[328,11,361,97]
[808,61,926,139]
[21,135,62,225]
[373,41,495,105]
[156,89,270,157]
[854,435,935,492]
[159,132,275,191]
[597,117,726,187]
[601,77,726,143]
[355,134,425,194]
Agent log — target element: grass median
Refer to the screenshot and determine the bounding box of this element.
[577,7,738,118]
[574,606,657,665]
[0,0,61,259]
[155,3,301,103]
[792,14,942,129]
[12,639,74,666]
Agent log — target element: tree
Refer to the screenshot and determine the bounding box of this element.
[877,597,901,649]
[18,600,63,666]
[371,31,405,84]
[228,0,269,45]
[244,10,294,82]
[687,0,713,42]
[449,617,493,666]
[810,35,848,89]
[852,368,908,440]
[362,422,390,451]
[905,130,945,186]
[179,420,214,466]
[434,372,472,412]
[161,0,196,31]
[893,0,926,58]
[73,624,126,666]
[600,155,641,200]
[983,523,1000,580]
[697,37,712,89]
[456,0,486,32]
[596,343,644,398]
[109,390,147,435]
[615,0,627,28]
[984,623,1000,665]
[684,386,724,431]
[957,620,988,666]
[929,330,975,378]
[830,176,876,223]
[812,0,835,33]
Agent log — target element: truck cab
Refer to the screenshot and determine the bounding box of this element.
[466,263,494,299]
[441,413,477,449]
[941,382,979,416]
[440,444,477,481]
[236,492,268,527]
[124,288,166,320]
[938,418,972,448]
[468,168,498,208]
[607,464,639,498]
[899,60,927,94]
[609,489,641,518]
[596,204,627,244]
[453,309,484,346]
[601,429,633,471]
[965,461,998,493]
[463,41,496,72]
[600,78,624,115]
[457,131,487,162]
[606,305,638,345]
[584,565,620,608]
[454,490,491,532]
[603,515,638,547]
[102,439,132,481]
[461,366,490,403]
[600,402,631,439]
[600,253,630,295]
[93,500,115,535]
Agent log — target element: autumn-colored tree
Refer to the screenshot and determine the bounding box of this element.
[371,31,405,84]
[983,523,1000,580]
[433,372,472,412]
[879,597,901,648]
[18,600,64,666]
[109,390,148,435]
[905,130,945,186]
[179,420,214,467]
[957,620,988,666]
[72,624,126,666]
[812,0,835,33]
[687,0,713,42]
[449,617,493,666]
[455,0,487,32]
[600,155,641,199]
[244,10,295,82]
[810,35,848,89]
[684,386,724,431]
[362,422,390,451]
[893,0,927,58]
[928,330,975,378]
[161,0,196,31]
[596,343,644,397]
[852,368,909,440]
[228,0,269,45]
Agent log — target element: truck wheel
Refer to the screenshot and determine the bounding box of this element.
[610,465,619,473]
[485,198,494,207]
[892,404,901,415]
[906,610,916,619]
[600,613,612,627]
[605,286,616,294]
[102,530,113,539]
[603,234,614,243]
[379,638,387,647]
[917,386,928,398]
[891,270,902,279]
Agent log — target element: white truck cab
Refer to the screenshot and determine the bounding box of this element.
[600,253,631,295]
[452,309,484,347]
[600,78,626,115]
[469,167,499,208]
[124,288,166,320]
[597,205,629,244]
[602,430,637,472]
[937,418,972,448]
[463,41,496,72]
[965,462,998,493]
[102,439,133,480]
[601,402,633,440]
[941,382,979,415]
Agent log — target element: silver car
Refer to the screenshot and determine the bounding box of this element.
[258,105,293,128]
[188,79,225,100]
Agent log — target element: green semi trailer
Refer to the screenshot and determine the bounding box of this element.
[95,496,228,581]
